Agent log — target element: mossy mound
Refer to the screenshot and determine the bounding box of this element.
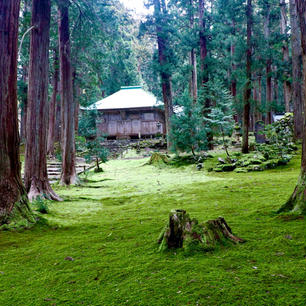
[212,144,295,173]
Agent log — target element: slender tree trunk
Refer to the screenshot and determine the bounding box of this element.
[0,0,33,225]
[58,0,79,185]
[199,0,207,83]
[231,21,237,122]
[278,0,306,214]
[73,70,80,133]
[257,76,262,122]
[242,0,252,153]
[24,0,61,201]
[280,0,292,113]
[20,71,28,143]
[190,49,198,102]
[19,0,31,143]
[154,0,173,150]
[55,80,61,142]
[199,0,213,149]
[47,48,59,156]
[189,0,197,103]
[290,0,304,139]
[264,3,272,124]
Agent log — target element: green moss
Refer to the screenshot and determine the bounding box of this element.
[0,154,304,305]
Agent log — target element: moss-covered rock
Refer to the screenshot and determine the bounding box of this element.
[234,168,248,173]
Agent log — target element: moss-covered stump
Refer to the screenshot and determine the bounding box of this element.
[158,209,245,252]
[146,152,169,166]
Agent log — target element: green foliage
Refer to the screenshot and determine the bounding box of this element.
[264,113,295,149]
[203,79,234,137]
[170,90,208,154]
[84,137,109,167]
[32,197,49,214]
[78,110,108,170]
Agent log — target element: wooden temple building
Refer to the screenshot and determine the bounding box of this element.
[91,86,165,139]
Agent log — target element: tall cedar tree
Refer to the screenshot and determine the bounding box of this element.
[24,0,61,201]
[0,0,33,224]
[242,0,253,153]
[153,0,174,149]
[58,0,79,185]
[289,0,304,139]
[278,0,306,214]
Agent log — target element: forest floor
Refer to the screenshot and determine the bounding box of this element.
[0,152,305,306]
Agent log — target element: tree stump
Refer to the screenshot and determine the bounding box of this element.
[158,210,245,252]
[146,152,169,166]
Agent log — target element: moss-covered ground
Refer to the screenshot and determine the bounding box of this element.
[0,153,305,306]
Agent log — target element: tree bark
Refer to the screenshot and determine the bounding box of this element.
[47,48,59,157]
[280,0,292,113]
[0,0,33,225]
[279,0,306,214]
[58,0,79,185]
[153,0,174,150]
[242,0,252,153]
[289,0,304,139]
[24,0,61,201]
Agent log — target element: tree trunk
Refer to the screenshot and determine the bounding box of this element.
[58,0,79,185]
[24,0,61,201]
[199,0,213,149]
[189,0,197,103]
[280,0,292,113]
[278,0,306,214]
[55,80,61,142]
[20,71,28,143]
[154,0,173,150]
[242,0,252,154]
[0,0,33,226]
[47,48,59,157]
[73,69,80,133]
[19,0,31,143]
[158,210,245,251]
[231,21,237,122]
[290,0,304,139]
[264,3,272,124]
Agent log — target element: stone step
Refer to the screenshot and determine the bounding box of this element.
[47,163,62,166]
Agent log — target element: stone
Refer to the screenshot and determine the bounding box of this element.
[254,120,266,144]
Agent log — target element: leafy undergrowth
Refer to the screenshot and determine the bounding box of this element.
[0,154,305,306]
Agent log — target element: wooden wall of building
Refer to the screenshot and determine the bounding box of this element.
[97,108,165,139]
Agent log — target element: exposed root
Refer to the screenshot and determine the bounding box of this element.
[28,178,62,202]
[60,172,80,186]
[0,178,35,229]
[278,171,306,215]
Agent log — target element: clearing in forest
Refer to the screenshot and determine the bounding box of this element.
[0,155,305,306]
